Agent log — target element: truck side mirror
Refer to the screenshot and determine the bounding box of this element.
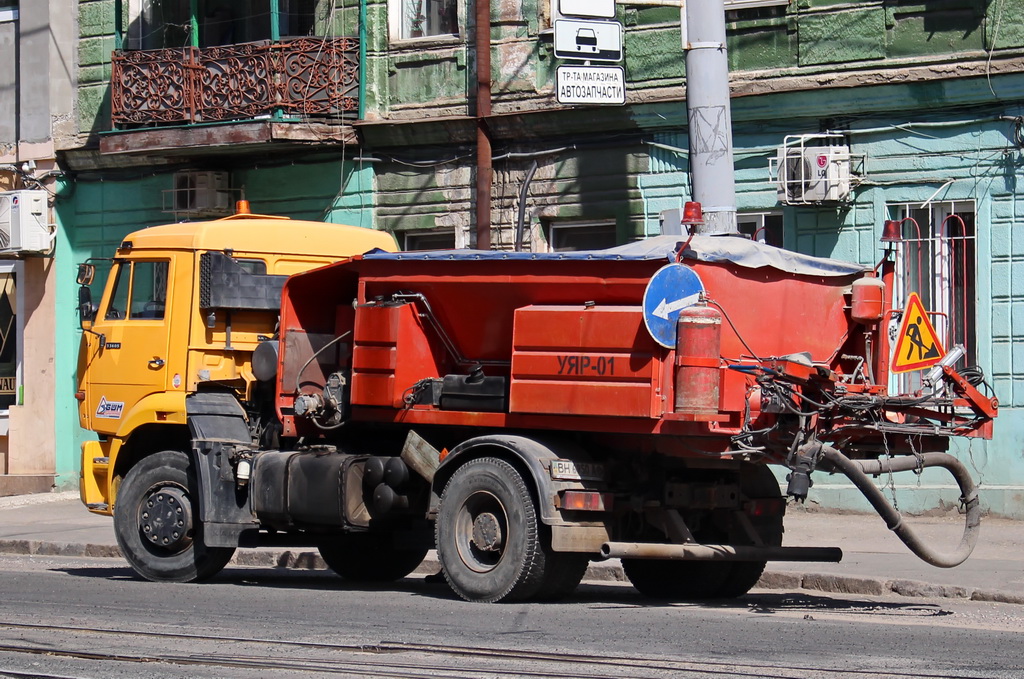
[77,263,96,286]
[78,285,97,325]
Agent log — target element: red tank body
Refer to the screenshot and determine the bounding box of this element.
[276,236,993,459]
[276,238,884,457]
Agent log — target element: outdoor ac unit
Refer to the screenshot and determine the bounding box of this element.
[172,171,231,214]
[773,139,852,205]
[0,190,51,256]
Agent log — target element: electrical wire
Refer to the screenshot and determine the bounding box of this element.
[294,330,352,395]
[704,297,762,362]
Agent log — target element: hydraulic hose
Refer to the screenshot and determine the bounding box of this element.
[819,446,981,568]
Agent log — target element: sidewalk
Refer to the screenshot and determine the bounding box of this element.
[1,492,1022,604]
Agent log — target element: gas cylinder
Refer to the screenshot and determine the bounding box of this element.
[674,304,723,414]
[851,275,885,324]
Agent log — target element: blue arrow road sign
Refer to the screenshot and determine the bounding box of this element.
[642,263,705,348]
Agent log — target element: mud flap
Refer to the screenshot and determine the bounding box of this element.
[186,392,258,547]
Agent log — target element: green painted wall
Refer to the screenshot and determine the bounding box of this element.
[78,0,115,137]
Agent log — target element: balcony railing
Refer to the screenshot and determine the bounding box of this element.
[111,37,359,128]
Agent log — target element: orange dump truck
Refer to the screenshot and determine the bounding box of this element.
[77,213,996,603]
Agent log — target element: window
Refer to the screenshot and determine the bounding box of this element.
[888,201,976,381]
[126,0,316,50]
[0,269,17,410]
[0,0,18,22]
[128,261,169,320]
[235,258,268,275]
[724,0,788,7]
[128,0,190,50]
[105,263,130,320]
[390,0,459,40]
[547,221,618,252]
[737,211,783,248]
[403,230,457,250]
[105,261,169,321]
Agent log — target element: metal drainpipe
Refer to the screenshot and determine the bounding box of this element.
[684,0,738,236]
[475,0,493,250]
[358,0,368,120]
[189,0,199,47]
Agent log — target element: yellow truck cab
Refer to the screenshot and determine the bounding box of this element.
[77,210,396,514]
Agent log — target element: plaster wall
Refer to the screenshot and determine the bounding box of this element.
[0,20,14,151]
[0,1,77,495]
[6,258,57,478]
[19,1,51,144]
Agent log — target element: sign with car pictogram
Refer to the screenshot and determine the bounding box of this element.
[554,19,623,62]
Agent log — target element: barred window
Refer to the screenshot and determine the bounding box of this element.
[887,201,976,390]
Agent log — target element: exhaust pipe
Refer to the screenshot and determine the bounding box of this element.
[600,542,842,563]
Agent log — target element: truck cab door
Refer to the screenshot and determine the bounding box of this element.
[82,259,173,436]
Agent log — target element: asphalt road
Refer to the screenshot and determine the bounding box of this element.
[1,553,1022,679]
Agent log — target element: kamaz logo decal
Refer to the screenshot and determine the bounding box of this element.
[95,397,125,419]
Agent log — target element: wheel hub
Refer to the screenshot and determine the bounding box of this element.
[471,512,503,552]
[140,486,192,552]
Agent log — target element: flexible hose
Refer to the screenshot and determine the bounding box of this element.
[819,446,981,568]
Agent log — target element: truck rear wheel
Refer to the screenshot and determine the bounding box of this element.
[436,457,549,603]
[536,551,589,601]
[113,450,235,583]
[318,534,428,582]
[623,463,784,600]
[715,463,785,598]
[622,559,731,599]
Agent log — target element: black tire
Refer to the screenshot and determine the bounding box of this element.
[536,551,589,601]
[436,457,549,603]
[624,463,784,601]
[714,463,785,599]
[622,559,732,600]
[113,450,235,583]
[318,534,428,582]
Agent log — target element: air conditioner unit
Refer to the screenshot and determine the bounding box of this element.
[171,171,231,215]
[0,190,51,256]
[773,137,852,205]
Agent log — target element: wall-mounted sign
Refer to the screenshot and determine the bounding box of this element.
[559,0,616,19]
[554,19,623,62]
[556,65,626,106]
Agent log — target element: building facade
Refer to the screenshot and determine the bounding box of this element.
[0,0,76,495]
[32,0,1024,516]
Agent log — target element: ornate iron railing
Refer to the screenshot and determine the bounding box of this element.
[111,37,359,128]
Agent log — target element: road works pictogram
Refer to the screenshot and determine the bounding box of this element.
[891,292,945,373]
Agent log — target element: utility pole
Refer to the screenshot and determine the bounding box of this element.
[617,0,738,236]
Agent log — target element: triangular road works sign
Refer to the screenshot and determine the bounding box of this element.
[891,292,945,373]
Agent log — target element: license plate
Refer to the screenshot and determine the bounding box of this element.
[550,459,604,482]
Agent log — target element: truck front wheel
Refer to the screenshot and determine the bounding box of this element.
[113,450,235,583]
[436,457,550,603]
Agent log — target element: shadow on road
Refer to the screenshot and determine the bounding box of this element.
[52,563,954,618]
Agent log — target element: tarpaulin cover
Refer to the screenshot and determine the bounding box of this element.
[363,235,869,277]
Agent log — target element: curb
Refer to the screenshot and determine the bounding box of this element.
[2,538,1020,606]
